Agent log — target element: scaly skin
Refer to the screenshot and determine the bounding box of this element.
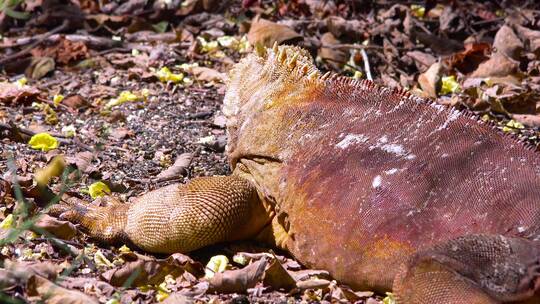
[50,45,540,303]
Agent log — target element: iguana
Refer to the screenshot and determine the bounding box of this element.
[49,44,540,303]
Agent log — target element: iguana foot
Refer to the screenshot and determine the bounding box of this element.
[48,197,130,244]
[393,234,540,304]
[48,176,268,254]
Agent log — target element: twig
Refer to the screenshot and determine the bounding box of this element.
[0,121,68,139]
[0,33,122,51]
[322,44,385,51]
[0,20,69,66]
[360,49,373,81]
[0,121,94,151]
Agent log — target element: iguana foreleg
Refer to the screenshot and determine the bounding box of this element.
[49,176,269,254]
[393,234,540,304]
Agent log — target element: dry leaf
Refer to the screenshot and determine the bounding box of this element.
[27,274,99,304]
[511,114,540,127]
[26,57,55,79]
[471,52,518,78]
[0,260,62,291]
[418,62,442,98]
[326,16,364,40]
[247,18,302,48]
[296,278,331,290]
[33,214,77,240]
[262,257,297,291]
[62,95,89,109]
[191,66,226,83]
[319,32,347,69]
[445,43,490,74]
[0,82,40,105]
[493,25,523,60]
[155,153,193,182]
[101,252,204,287]
[207,256,268,293]
[65,151,96,174]
[514,24,540,55]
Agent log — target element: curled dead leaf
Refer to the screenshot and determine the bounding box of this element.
[0,260,62,291]
[33,214,78,240]
[418,62,442,98]
[27,274,99,304]
[296,278,331,290]
[247,18,302,48]
[191,66,226,83]
[319,32,347,69]
[62,95,89,110]
[326,16,365,40]
[514,24,540,55]
[207,256,268,293]
[511,114,540,127]
[445,43,490,74]
[406,51,436,72]
[101,252,204,287]
[155,153,193,182]
[65,151,96,174]
[262,256,297,291]
[471,52,518,78]
[0,82,40,105]
[493,25,523,60]
[26,57,55,79]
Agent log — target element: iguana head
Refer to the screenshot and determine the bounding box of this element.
[223,44,320,163]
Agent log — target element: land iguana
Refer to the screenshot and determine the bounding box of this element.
[49,45,540,303]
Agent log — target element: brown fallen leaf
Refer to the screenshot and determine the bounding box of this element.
[514,24,540,55]
[296,278,331,290]
[27,274,99,304]
[247,17,302,48]
[418,62,442,98]
[110,127,134,141]
[0,260,62,290]
[0,82,41,105]
[406,51,436,72]
[33,214,77,240]
[207,256,268,293]
[262,256,297,291]
[511,114,540,127]
[471,52,519,78]
[62,95,89,110]
[289,269,331,282]
[318,32,347,69]
[26,56,55,79]
[65,151,96,174]
[101,252,204,287]
[59,276,115,299]
[446,43,490,74]
[330,283,374,302]
[31,37,89,65]
[325,16,365,40]
[191,66,226,83]
[155,153,193,182]
[493,25,523,60]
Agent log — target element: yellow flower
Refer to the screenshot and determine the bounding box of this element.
[53,94,64,107]
[204,255,229,279]
[28,133,59,152]
[88,181,111,199]
[156,67,184,84]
